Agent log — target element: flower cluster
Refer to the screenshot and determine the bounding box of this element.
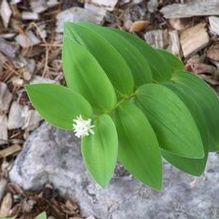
[73,115,95,138]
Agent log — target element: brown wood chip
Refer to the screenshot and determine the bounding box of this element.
[0,37,18,58]
[0,144,21,158]
[168,30,181,56]
[207,44,219,61]
[180,23,209,58]
[169,18,191,31]
[0,193,12,217]
[0,179,7,202]
[129,20,150,32]
[161,2,219,19]
[209,16,219,36]
[0,0,12,28]
[0,114,8,145]
[144,29,169,49]
[0,82,12,113]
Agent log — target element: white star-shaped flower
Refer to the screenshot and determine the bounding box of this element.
[73,115,95,138]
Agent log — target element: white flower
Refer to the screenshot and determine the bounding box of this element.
[73,115,95,138]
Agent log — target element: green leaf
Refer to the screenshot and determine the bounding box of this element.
[114,101,162,190]
[26,84,92,130]
[62,36,117,113]
[156,49,184,73]
[78,23,152,87]
[161,149,207,176]
[82,114,118,187]
[64,22,134,95]
[112,29,172,82]
[161,74,210,175]
[159,81,208,177]
[170,72,219,151]
[36,212,47,219]
[136,84,204,159]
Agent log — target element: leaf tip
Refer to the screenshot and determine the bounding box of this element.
[153,180,163,192]
[25,84,35,99]
[98,179,110,189]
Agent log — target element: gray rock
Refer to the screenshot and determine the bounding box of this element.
[10,123,219,219]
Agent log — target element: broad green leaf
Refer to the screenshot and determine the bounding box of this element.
[112,29,172,82]
[82,114,118,187]
[78,23,152,87]
[161,149,207,176]
[36,212,47,219]
[26,84,92,130]
[64,22,134,95]
[162,75,209,175]
[171,72,219,152]
[136,84,204,159]
[62,36,116,113]
[156,49,184,73]
[114,101,162,190]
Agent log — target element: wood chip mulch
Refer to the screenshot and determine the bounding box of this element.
[0,0,219,218]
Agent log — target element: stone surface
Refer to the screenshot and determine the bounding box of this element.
[10,123,219,219]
